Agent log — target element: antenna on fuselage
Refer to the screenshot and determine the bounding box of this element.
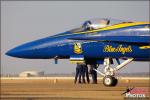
[54,56,58,64]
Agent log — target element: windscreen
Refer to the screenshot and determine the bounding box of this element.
[70,18,131,33]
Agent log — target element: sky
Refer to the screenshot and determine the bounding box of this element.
[1,1,149,75]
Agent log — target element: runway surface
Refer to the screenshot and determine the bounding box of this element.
[1,77,150,100]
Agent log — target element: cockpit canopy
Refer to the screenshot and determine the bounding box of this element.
[82,19,110,31]
[70,18,131,33]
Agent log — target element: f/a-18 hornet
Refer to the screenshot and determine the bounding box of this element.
[6,18,150,86]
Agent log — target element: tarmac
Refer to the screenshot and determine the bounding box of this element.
[1,77,150,100]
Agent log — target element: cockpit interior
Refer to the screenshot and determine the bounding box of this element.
[70,18,131,33]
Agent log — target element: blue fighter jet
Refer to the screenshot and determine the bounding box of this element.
[6,18,150,86]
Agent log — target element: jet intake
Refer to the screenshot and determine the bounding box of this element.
[70,55,85,64]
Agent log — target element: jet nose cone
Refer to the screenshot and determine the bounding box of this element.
[6,46,23,58]
[6,49,14,57]
[5,37,56,59]
[5,40,38,58]
[6,34,64,59]
[6,45,29,58]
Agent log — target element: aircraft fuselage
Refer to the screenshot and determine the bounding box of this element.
[6,23,150,61]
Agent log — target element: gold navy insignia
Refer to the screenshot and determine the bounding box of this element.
[74,42,83,54]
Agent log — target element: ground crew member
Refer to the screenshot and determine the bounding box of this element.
[74,63,82,84]
[84,64,90,84]
[75,63,90,84]
[88,64,97,84]
[80,64,86,83]
[90,64,97,84]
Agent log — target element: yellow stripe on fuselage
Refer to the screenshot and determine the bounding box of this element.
[74,22,150,34]
[139,46,150,49]
[70,60,85,64]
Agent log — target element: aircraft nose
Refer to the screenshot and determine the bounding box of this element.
[6,31,71,58]
[6,48,17,57]
[6,43,36,58]
[6,36,60,58]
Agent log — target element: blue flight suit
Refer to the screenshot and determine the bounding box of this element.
[74,64,82,84]
[75,64,90,84]
[83,65,90,83]
[80,64,86,83]
[91,64,97,84]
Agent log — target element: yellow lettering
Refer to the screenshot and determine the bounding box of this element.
[103,45,132,54]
